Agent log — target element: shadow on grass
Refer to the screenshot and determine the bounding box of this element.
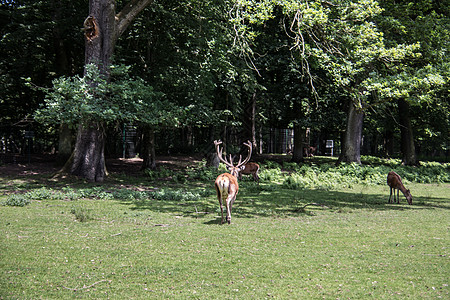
[2,161,448,223]
[117,182,449,224]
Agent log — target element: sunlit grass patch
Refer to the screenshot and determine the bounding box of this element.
[0,158,449,298]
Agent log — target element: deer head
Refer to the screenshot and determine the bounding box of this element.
[214,140,252,178]
[405,189,413,205]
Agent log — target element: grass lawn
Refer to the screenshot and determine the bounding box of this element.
[0,157,449,299]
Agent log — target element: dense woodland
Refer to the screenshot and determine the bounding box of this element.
[1,0,449,181]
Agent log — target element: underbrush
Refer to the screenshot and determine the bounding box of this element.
[1,157,448,298]
[2,156,448,207]
[1,186,215,207]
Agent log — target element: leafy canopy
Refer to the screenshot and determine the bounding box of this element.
[34,64,180,127]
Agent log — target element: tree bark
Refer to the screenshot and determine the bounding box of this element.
[69,0,151,182]
[398,98,417,165]
[384,129,394,157]
[291,124,304,163]
[339,101,364,164]
[71,122,106,182]
[140,125,156,170]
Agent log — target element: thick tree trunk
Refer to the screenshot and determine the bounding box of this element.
[68,0,151,182]
[339,101,364,164]
[398,98,417,165]
[291,124,304,163]
[71,122,106,182]
[141,126,156,170]
[70,0,115,181]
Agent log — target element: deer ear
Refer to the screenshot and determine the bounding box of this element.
[241,166,246,171]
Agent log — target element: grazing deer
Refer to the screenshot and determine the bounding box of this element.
[387,171,412,205]
[214,140,252,224]
[238,162,260,182]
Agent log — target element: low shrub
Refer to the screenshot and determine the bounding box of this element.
[2,194,31,207]
[112,189,150,201]
[150,189,199,201]
[70,206,93,222]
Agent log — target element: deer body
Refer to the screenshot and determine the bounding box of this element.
[215,173,239,224]
[214,140,252,224]
[303,146,317,157]
[239,162,260,182]
[387,171,412,205]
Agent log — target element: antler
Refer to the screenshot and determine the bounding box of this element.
[235,140,252,168]
[214,140,253,169]
[214,140,233,168]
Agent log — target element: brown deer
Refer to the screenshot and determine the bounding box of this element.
[387,171,412,205]
[214,140,252,224]
[303,146,317,157]
[238,162,260,182]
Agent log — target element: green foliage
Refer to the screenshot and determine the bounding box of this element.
[112,189,149,201]
[34,64,178,128]
[0,0,85,124]
[185,165,220,181]
[145,162,220,182]
[23,187,58,200]
[150,189,198,202]
[2,194,31,207]
[281,160,449,190]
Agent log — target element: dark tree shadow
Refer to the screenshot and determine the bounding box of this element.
[116,182,449,225]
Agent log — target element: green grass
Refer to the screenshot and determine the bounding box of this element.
[1,158,449,299]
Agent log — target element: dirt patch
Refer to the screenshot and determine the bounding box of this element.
[0,154,204,178]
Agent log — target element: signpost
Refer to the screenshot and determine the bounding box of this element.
[326,140,334,156]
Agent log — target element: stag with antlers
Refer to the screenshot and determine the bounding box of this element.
[214,140,252,224]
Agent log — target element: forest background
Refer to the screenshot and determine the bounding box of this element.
[0,0,448,182]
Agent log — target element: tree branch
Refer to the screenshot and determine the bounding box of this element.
[115,0,152,37]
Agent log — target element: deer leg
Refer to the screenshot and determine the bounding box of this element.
[220,200,224,224]
[226,189,237,224]
[216,187,224,224]
[226,185,238,224]
[389,187,393,203]
[396,189,400,204]
[226,196,233,224]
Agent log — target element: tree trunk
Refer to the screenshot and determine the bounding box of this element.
[141,125,156,170]
[68,0,151,182]
[291,124,304,163]
[384,129,394,157]
[70,0,116,181]
[242,92,257,152]
[339,101,364,164]
[398,98,417,165]
[71,122,106,182]
[250,92,257,151]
